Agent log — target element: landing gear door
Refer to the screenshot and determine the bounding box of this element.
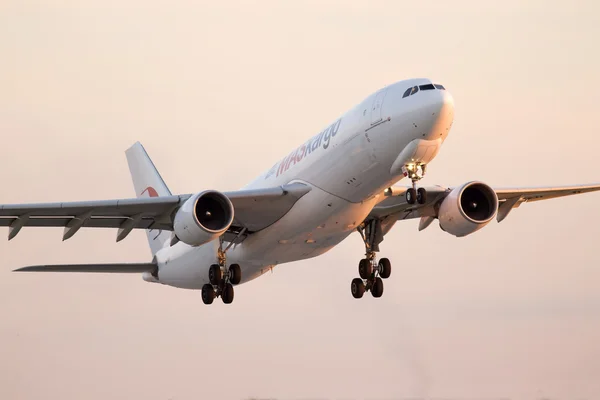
[370,88,388,125]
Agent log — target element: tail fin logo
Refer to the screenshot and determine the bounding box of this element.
[141,186,159,197]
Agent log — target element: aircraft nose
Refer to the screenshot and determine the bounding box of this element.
[434,89,454,118]
[426,89,454,140]
[441,89,454,109]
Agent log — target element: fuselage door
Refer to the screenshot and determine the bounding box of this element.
[370,88,388,125]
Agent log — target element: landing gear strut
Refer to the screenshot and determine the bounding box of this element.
[402,163,427,205]
[202,234,244,305]
[352,219,392,299]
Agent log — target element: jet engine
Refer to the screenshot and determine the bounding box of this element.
[438,181,498,237]
[173,190,234,246]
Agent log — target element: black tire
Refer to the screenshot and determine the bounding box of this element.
[209,264,222,285]
[222,283,234,304]
[358,259,372,279]
[351,278,365,299]
[201,284,215,305]
[417,187,427,204]
[229,263,242,285]
[406,188,416,204]
[371,277,384,298]
[379,258,391,279]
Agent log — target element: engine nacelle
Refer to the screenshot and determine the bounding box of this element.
[438,181,498,237]
[173,190,234,246]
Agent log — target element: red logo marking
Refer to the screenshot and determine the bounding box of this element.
[141,186,159,197]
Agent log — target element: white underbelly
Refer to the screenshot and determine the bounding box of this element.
[153,184,378,289]
[230,184,378,266]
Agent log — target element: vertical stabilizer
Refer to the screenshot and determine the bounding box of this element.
[125,142,172,256]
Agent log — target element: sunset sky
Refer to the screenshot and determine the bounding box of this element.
[1,1,599,399]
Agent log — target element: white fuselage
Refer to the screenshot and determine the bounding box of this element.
[154,78,455,289]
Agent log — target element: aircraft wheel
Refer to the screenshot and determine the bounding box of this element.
[209,264,222,285]
[358,259,372,279]
[379,258,391,279]
[229,263,242,285]
[351,278,365,299]
[201,284,215,305]
[417,187,427,204]
[371,277,384,298]
[222,283,235,304]
[406,188,416,204]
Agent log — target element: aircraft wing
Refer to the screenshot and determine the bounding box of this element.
[368,183,600,227]
[368,185,448,221]
[493,183,600,203]
[0,183,311,242]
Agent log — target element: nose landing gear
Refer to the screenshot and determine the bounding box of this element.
[403,163,428,205]
[351,220,392,299]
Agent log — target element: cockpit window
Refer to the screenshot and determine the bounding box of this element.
[403,83,445,98]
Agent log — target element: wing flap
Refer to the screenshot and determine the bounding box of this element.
[13,263,156,273]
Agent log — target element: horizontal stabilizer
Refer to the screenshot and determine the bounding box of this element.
[13,263,156,273]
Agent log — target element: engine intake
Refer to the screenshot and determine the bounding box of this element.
[438,181,498,237]
[173,190,234,246]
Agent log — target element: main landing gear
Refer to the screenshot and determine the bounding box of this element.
[402,163,427,205]
[351,219,392,299]
[201,238,243,305]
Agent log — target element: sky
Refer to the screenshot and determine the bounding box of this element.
[1,1,600,399]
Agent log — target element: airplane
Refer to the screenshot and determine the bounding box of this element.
[5,77,600,304]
